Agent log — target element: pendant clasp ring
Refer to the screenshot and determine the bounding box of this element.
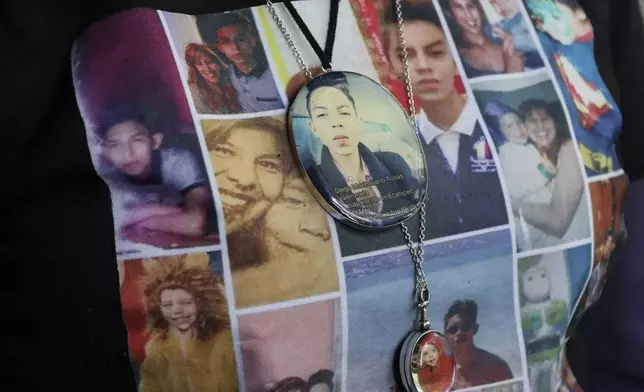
[320,63,333,73]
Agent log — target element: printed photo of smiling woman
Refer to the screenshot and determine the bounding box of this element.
[204,116,293,235]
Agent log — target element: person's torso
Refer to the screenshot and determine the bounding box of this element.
[69,1,627,391]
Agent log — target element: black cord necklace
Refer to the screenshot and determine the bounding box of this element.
[265,1,454,391]
[281,0,339,70]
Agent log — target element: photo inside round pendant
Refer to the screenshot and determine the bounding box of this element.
[408,331,456,392]
[289,71,427,229]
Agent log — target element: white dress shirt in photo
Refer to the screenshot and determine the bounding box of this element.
[417,97,479,173]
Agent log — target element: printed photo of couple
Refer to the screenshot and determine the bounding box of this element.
[202,116,340,309]
[344,229,522,391]
[524,0,623,176]
[439,0,545,78]
[72,9,220,256]
[117,252,237,391]
[517,244,590,392]
[473,71,591,253]
[237,299,342,392]
[163,9,284,114]
[337,1,508,256]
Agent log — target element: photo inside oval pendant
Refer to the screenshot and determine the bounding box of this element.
[288,71,427,229]
[408,331,456,392]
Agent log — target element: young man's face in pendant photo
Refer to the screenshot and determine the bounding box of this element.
[385,20,458,104]
[308,86,364,156]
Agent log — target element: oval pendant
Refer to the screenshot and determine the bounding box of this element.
[288,71,428,230]
[399,330,456,392]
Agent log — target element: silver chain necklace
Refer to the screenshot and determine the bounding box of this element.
[266,0,429,315]
[265,1,455,390]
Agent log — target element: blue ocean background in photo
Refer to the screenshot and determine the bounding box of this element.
[345,229,521,391]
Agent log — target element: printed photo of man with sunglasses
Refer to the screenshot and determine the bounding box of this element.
[443,299,514,389]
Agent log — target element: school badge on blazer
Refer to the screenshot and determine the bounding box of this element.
[471,136,497,173]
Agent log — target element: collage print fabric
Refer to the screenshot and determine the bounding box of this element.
[70,0,628,391]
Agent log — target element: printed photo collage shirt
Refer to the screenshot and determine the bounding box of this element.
[70,0,628,391]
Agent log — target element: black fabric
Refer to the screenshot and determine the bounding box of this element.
[325,0,340,62]
[0,2,265,391]
[577,0,644,180]
[1,1,642,391]
[282,0,339,69]
[566,1,644,387]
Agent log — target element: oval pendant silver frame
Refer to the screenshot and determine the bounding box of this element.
[399,330,456,392]
[287,71,428,230]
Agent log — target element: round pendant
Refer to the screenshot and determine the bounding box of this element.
[399,330,456,392]
[288,71,428,230]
